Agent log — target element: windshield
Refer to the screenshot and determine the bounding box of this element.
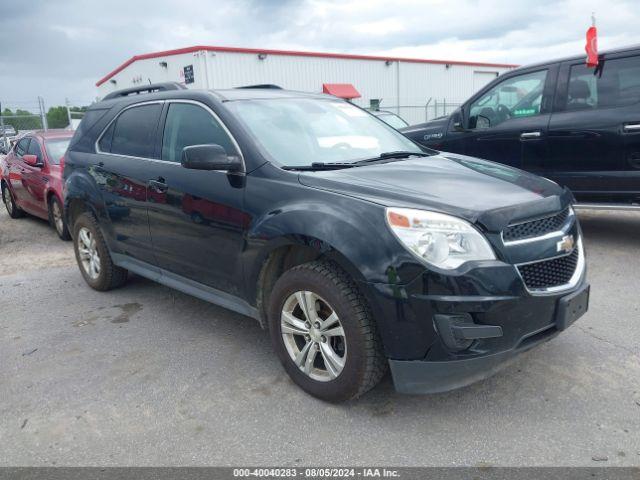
[377,112,409,129]
[227,98,422,166]
[45,138,71,164]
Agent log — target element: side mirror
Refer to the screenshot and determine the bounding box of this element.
[181,144,242,172]
[451,109,467,132]
[453,121,466,132]
[23,154,41,167]
[476,115,491,129]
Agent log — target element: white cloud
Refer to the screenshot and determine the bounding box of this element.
[2,0,640,107]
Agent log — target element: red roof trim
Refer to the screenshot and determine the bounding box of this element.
[96,45,519,87]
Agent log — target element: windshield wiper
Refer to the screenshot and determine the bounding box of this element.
[282,162,357,171]
[281,151,432,171]
[353,151,432,165]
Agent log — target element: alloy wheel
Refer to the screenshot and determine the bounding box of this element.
[77,227,101,280]
[3,188,13,214]
[281,291,347,382]
[52,201,64,235]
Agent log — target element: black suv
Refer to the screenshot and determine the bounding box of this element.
[401,45,640,206]
[64,83,589,401]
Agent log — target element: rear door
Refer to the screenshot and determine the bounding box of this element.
[461,67,556,169]
[545,52,640,202]
[95,102,163,264]
[146,100,247,294]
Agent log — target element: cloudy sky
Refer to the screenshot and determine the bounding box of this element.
[2,0,639,110]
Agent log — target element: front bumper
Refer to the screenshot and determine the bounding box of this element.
[383,279,589,394]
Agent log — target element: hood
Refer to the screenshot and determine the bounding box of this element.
[298,153,571,231]
[399,115,450,147]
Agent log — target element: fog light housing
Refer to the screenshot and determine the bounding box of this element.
[434,314,503,352]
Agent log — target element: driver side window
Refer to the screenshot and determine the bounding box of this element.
[468,69,548,129]
[15,138,30,157]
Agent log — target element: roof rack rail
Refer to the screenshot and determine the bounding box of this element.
[102,82,187,100]
[235,84,283,90]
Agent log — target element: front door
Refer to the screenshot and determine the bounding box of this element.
[147,100,248,295]
[9,137,31,205]
[94,102,163,264]
[462,68,554,170]
[20,137,48,216]
[545,54,640,202]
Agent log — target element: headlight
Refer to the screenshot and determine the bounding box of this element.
[385,207,496,269]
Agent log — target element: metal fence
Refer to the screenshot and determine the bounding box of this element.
[373,98,463,125]
[0,97,88,151]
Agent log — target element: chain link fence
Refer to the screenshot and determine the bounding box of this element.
[370,98,464,126]
[0,97,89,152]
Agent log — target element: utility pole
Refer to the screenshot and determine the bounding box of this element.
[0,101,6,153]
[65,98,73,129]
[38,96,48,131]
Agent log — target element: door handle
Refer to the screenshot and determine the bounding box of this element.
[148,178,168,193]
[623,123,640,133]
[520,131,542,139]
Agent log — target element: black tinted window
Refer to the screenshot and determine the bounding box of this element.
[110,104,162,157]
[161,103,236,163]
[567,55,640,110]
[15,138,29,156]
[71,108,108,149]
[98,121,115,152]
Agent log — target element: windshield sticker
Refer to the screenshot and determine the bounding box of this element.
[513,108,538,117]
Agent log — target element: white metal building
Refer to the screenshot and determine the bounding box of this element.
[96,45,517,125]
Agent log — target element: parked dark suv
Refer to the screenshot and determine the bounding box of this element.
[401,45,640,206]
[64,83,589,401]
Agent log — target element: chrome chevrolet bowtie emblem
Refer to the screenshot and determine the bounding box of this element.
[557,235,575,254]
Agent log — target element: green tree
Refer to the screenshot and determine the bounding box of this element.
[47,106,69,129]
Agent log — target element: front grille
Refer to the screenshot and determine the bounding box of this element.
[503,208,570,242]
[517,248,579,290]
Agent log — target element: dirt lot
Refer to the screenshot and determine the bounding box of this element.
[0,205,639,466]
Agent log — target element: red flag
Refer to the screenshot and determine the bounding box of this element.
[585,25,598,68]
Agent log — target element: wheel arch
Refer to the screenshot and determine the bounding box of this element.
[63,172,107,238]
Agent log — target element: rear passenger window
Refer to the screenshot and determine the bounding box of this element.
[161,103,236,163]
[567,55,640,110]
[98,122,115,152]
[109,104,162,158]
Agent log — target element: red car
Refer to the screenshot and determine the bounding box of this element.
[1,130,74,239]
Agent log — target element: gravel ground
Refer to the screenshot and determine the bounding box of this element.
[0,205,639,466]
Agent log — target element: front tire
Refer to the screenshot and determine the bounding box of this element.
[2,183,24,219]
[48,196,70,240]
[73,213,128,291]
[268,261,387,402]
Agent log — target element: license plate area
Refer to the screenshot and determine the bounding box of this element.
[556,284,590,331]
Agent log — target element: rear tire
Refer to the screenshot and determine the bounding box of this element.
[73,213,128,291]
[2,183,24,219]
[268,261,387,402]
[48,196,70,241]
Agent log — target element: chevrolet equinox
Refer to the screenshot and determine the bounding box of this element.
[64,83,589,402]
